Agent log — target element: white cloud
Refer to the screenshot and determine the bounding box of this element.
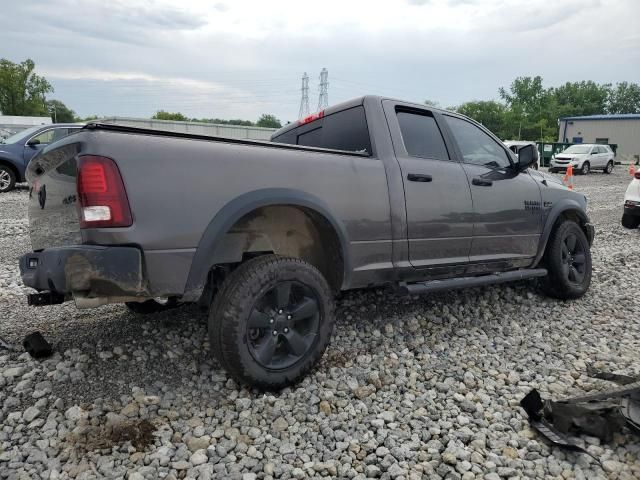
[1,0,638,121]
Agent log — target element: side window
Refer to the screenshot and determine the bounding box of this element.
[444,116,511,169]
[396,111,449,160]
[30,129,55,145]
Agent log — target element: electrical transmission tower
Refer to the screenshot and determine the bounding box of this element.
[298,72,310,118]
[317,68,329,111]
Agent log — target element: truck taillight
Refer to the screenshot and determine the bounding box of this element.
[77,155,132,228]
[635,171,640,180]
[298,110,324,125]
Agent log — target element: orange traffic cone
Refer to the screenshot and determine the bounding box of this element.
[629,163,636,177]
[563,164,574,190]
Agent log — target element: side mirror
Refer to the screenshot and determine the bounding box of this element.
[26,138,40,147]
[516,144,535,171]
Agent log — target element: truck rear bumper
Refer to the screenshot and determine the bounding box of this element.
[19,246,147,297]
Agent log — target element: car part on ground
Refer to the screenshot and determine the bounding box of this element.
[520,367,640,465]
[22,331,53,359]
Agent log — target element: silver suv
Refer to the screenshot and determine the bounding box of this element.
[550,144,614,175]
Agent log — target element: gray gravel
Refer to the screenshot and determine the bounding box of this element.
[1,170,640,480]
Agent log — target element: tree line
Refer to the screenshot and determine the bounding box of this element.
[2,58,639,140]
[445,76,640,142]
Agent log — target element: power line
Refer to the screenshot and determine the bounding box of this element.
[298,72,310,118]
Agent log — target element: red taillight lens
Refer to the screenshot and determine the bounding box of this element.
[635,171,640,180]
[298,110,324,125]
[76,155,132,228]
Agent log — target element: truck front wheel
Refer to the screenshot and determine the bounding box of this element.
[539,219,592,299]
[209,255,335,389]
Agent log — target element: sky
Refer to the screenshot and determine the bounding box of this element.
[2,0,639,123]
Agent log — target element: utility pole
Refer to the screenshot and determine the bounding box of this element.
[49,104,57,123]
[298,73,310,119]
[317,68,329,111]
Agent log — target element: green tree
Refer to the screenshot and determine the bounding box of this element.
[46,99,76,123]
[0,58,53,116]
[152,110,188,121]
[256,114,282,128]
[551,81,610,118]
[608,82,640,114]
[453,100,507,139]
[424,99,440,108]
[499,76,556,141]
[195,118,254,126]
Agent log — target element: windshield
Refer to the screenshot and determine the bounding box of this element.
[0,125,45,144]
[562,145,591,154]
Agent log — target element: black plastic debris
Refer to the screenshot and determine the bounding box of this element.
[22,331,53,359]
[0,335,14,351]
[520,367,640,464]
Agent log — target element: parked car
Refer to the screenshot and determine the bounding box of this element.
[549,144,614,175]
[504,140,539,169]
[622,171,640,229]
[19,96,594,388]
[0,124,83,192]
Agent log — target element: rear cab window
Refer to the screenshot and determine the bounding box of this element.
[395,109,450,160]
[272,106,371,155]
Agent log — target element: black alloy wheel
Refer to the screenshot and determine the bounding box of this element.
[246,280,320,370]
[560,231,587,285]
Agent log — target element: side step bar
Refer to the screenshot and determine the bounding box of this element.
[398,268,548,295]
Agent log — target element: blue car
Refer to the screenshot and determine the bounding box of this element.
[0,124,82,192]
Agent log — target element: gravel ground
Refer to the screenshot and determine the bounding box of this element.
[1,170,639,480]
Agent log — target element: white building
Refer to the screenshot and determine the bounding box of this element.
[0,115,52,139]
[558,114,640,164]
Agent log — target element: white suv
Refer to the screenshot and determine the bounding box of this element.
[549,144,615,175]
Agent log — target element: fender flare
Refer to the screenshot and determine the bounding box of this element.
[532,198,591,267]
[182,188,351,301]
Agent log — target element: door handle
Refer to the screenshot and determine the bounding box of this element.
[407,173,432,183]
[472,177,493,187]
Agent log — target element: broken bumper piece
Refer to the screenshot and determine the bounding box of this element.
[19,245,146,299]
[520,368,640,463]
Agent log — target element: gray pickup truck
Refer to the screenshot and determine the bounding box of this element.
[19,96,594,388]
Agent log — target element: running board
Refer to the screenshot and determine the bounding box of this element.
[398,268,548,295]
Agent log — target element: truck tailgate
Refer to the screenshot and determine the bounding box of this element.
[26,138,83,251]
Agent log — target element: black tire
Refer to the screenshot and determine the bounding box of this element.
[539,220,592,300]
[621,214,640,229]
[210,255,334,390]
[604,161,614,174]
[548,168,557,174]
[580,161,590,175]
[0,165,16,193]
[125,299,178,314]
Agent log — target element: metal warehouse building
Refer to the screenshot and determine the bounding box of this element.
[558,114,640,164]
[99,117,277,141]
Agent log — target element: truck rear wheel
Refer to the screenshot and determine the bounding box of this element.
[209,255,335,389]
[539,219,592,300]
